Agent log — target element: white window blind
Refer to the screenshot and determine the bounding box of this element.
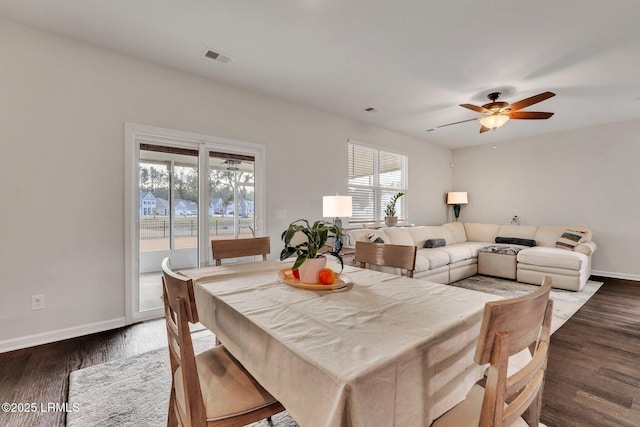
[348,141,407,224]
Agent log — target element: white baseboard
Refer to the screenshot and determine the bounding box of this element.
[0,317,126,354]
[591,270,640,282]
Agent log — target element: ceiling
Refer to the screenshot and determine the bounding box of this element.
[2,0,640,149]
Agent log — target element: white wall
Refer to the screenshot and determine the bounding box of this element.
[451,120,640,279]
[0,19,451,349]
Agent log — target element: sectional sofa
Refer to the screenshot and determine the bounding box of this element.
[347,222,597,291]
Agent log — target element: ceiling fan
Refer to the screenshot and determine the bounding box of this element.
[437,91,556,133]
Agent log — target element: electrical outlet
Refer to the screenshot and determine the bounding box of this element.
[32,294,45,310]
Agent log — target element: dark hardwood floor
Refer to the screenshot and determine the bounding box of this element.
[0,320,169,427]
[542,277,640,427]
[0,277,638,427]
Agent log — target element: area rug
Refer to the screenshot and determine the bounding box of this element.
[67,330,298,427]
[449,276,603,333]
[67,277,601,426]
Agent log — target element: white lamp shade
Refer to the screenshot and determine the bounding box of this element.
[447,192,468,205]
[323,195,353,217]
[480,114,510,129]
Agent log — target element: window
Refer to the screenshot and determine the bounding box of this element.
[348,141,408,224]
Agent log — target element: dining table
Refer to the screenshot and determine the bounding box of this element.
[181,259,502,427]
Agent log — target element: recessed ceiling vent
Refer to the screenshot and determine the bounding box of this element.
[204,49,233,64]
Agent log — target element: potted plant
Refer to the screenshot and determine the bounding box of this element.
[280,219,344,283]
[384,192,404,226]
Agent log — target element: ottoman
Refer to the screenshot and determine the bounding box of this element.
[517,246,589,291]
[478,246,522,280]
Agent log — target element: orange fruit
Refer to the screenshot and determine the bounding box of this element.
[318,268,335,285]
[292,269,300,279]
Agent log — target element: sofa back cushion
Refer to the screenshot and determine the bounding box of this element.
[497,225,538,240]
[381,227,415,246]
[535,226,592,248]
[408,226,453,247]
[443,222,467,244]
[463,223,500,243]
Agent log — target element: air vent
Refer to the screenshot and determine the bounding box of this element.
[204,49,233,64]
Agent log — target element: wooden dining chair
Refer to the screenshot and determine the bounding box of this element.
[211,236,270,266]
[431,276,554,427]
[161,258,285,427]
[354,240,418,278]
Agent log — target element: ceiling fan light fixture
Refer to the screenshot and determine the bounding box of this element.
[225,159,241,171]
[480,114,510,129]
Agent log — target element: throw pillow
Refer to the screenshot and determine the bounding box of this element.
[366,233,385,244]
[495,237,537,247]
[555,229,587,251]
[424,238,446,248]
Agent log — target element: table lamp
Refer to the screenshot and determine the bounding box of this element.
[323,195,352,251]
[447,192,468,221]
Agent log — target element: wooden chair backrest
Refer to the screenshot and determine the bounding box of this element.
[476,276,553,427]
[211,237,271,266]
[354,241,417,278]
[161,257,199,323]
[161,258,206,425]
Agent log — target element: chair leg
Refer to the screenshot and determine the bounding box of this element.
[521,381,544,427]
[267,416,274,425]
[167,386,178,427]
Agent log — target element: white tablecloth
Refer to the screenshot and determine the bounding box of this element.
[184,260,500,427]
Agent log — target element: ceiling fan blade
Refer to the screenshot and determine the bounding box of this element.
[436,117,479,128]
[508,91,555,111]
[509,111,554,120]
[460,103,491,114]
[479,125,491,133]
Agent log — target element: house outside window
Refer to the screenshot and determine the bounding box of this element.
[140,192,157,216]
[348,141,407,225]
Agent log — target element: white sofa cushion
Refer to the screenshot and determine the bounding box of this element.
[463,223,500,243]
[517,247,588,271]
[437,244,473,263]
[413,254,431,272]
[416,248,450,270]
[575,240,597,256]
[442,222,467,244]
[381,227,415,246]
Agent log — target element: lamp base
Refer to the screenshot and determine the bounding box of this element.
[453,204,461,221]
[333,217,343,252]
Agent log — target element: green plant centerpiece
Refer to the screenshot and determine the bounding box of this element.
[280,219,344,279]
[385,192,405,226]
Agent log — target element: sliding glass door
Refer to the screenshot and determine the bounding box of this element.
[207,152,256,252]
[125,124,265,323]
[138,145,199,312]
